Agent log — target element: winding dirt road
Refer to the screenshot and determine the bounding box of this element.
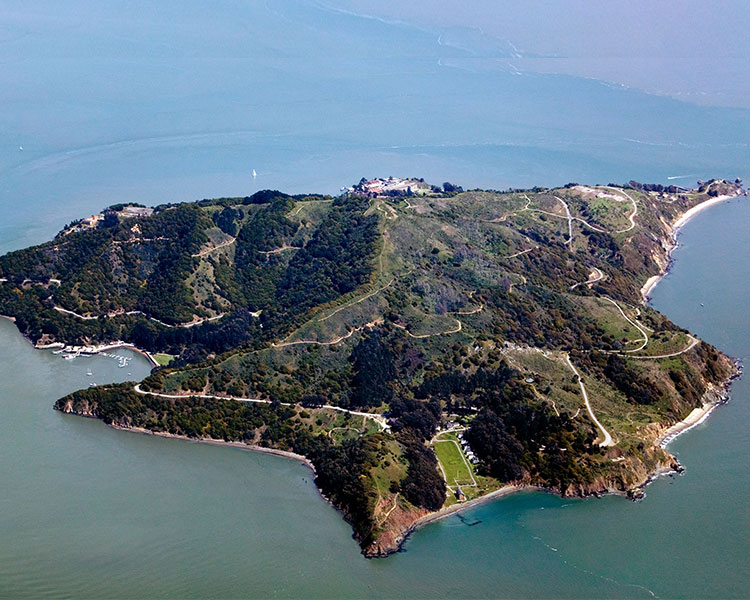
[272,320,383,348]
[565,354,614,447]
[191,237,236,257]
[628,334,700,360]
[523,190,638,241]
[318,280,394,322]
[133,383,389,431]
[393,317,462,339]
[602,187,638,233]
[569,267,604,290]
[257,245,301,255]
[601,297,649,352]
[53,305,225,328]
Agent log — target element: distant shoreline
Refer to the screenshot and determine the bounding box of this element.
[640,193,738,302]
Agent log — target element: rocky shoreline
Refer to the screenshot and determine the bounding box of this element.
[18,181,748,559]
[109,424,318,470]
[57,414,386,555]
[370,460,682,556]
[656,361,742,448]
[54,346,741,559]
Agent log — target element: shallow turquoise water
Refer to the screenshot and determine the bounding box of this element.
[1,2,749,597]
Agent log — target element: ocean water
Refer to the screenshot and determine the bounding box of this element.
[322,1,750,108]
[1,197,748,599]
[2,0,749,255]
[1,2,749,598]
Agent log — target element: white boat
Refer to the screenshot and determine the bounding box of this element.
[252,169,257,178]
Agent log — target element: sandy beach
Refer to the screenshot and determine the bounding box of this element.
[640,194,737,303]
[655,401,723,448]
[671,194,736,231]
[408,484,531,531]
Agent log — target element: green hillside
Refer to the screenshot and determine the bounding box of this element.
[1,178,742,556]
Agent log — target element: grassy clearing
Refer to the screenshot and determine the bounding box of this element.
[287,199,334,224]
[203,226,234,248]
[368,438,408,510]
[433,438,473,487]
[633,331,692,357]
[187,256,231,316]
[566,190,633,231]
[574,297,643,347]
[153,353,175,366]
[579,371,663,452]
[504,349,583,416]
[299,407,367,437]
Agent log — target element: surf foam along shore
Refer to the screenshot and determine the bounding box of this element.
[641,191,743,303]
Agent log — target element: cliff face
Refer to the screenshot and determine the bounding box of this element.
[365,504,430,558]
[59,397,100,419]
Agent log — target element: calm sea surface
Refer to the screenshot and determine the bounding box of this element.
[1,2,749,598]
[1,200,748,599]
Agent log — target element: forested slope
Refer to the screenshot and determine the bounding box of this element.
[3,178,743,556]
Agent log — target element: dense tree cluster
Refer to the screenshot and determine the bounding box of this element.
[274,196,379,322]
[398,434,445,511]
[349,330,396,409]
[0,192,379,364]
[602,353,660,405]
[417,361,596,486]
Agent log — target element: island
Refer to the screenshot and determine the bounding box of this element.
[0,177,743,557]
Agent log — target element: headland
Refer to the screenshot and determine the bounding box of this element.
[1,177,744,557]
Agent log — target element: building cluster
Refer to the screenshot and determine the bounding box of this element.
[119,206,154,218]
[62,205,154,236]
[345,177,434,198]
[456,431,479,465]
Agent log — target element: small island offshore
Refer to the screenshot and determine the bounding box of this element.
[0,177,744,557]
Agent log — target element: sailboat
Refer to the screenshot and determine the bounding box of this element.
[252,169,257,178]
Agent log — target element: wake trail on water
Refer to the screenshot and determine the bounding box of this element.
[527,529,659,598]
[1,130,271,177]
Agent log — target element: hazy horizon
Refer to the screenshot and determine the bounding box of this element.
[323,0,750,108]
